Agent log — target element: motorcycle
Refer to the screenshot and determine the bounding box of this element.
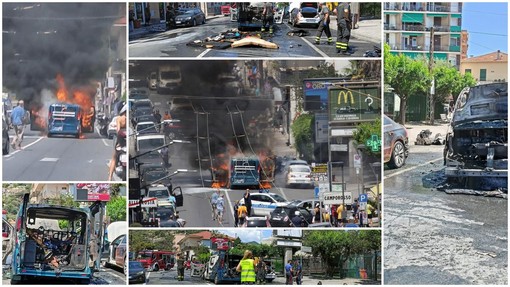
[114,129,127,181]
[97,113,109,137]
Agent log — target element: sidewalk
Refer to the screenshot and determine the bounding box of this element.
[329,17,382,45]
[273,275,381,285]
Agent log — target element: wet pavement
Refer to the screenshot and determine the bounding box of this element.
[129,16,381,58]
[383,125,508,285]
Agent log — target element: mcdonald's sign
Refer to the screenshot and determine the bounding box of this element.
[329,86,381,122]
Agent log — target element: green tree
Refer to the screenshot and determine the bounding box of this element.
[354,230,381,280]
[193,245,211,263]
[384,44,431,124]
[106,196,126,222]
[303,231,356,277]
[129,230,176,255]
[344,60,381,80]
[431,61,476,123]
[291,114,314,161]
[48,193,80,208]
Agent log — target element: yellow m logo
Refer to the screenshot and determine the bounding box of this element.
[337,90,355,105]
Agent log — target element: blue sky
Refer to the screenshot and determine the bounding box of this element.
[462,2,508,56]
[219,229,273,243]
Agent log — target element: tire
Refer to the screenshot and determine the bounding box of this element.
[202,17,206,25]
[47,133,52,138]
[154,264,159,272]
[10,276,23,285]
[123,257,127,275]
[388,141,406,168]
[193,19,197,26]
[214,273,220,285]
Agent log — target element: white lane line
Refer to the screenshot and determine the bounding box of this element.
[223,188,235,225]
[197,49,212,58]
[284,23,329,58]
[4,136,45,158]
[96,126,111,147]
[300,37,330,58]
[40,158,59,162]
[384,157,443,179]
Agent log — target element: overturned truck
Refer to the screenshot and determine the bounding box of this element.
[443,83,508,189]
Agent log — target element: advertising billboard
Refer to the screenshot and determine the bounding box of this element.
[303,78,347,111]
[75,183,111,201]
[329,86,380,122]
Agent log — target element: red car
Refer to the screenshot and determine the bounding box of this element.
[383,115,409,168]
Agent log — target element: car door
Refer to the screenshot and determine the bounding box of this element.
[383,116,393,163]
[115,235,126,267]
[2,218,14,264]
[173,187,184,207]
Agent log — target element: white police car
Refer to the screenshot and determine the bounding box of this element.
[239,193,289,217]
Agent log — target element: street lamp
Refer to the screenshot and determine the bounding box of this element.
[369,162,382,227]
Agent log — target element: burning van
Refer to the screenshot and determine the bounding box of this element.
[443,82,508,188]
[9,194,101,284]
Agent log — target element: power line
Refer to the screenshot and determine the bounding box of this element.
[468,31,507,37]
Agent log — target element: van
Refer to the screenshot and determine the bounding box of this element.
[10,194,102,284]
[157,65,182,94]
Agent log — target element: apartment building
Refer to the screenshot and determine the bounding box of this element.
[384,2,463,67]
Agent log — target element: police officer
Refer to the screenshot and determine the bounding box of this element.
[315,2,332,45]
[261,2,274,34]
[334,2,352,55]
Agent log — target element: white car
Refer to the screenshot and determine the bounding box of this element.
[285,164,313,188]
[146,185,172,207]
[135,121,159,135]
[147,72,157,90]
[289,2,320,28]
[136,134,166,152]
[239,193,289,217]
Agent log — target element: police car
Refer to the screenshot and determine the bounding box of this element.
[239,193,289,217]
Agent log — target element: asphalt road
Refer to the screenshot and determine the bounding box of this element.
[129,16,378,58]
[383,143,508,285]
[3,126,115,181]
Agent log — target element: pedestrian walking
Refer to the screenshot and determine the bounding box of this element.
[233,200,240,227]
[160,145,169,167]
[333,2,352,55]
[336,204,346,227]
[244,189,252,217]
[315,2,332,45]
[313,203,320,223]
[236,250,256,285]
[10,100,26,150]
[176,253,185,281]
[216,194,225,224]
[256,258,266,284]
[238,203,248,227]
[294,260,302,285]
[210,189,220,221]
[261,2,274,34]
[285,260,293,285]
[154,109,162,125]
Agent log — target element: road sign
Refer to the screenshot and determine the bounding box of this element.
[276,240,302,247]
[321,192,353,205]
[301,246,312,253]
[359,193,368,203]
[353,154,362,168]
[331,183,345,192]
[318,183,330,194]
[359,202,367,211]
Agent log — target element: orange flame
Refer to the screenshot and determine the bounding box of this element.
[54,74,95,131]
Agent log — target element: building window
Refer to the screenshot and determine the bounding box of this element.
[465,69,471,74]
[480,69,487,81]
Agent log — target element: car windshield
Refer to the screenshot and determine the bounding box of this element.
[148,189,169,199]
[137,124,156,132]
[145,171,166,182]
[161,71,180,80]
[290,166,311,173]
[129,261,143,268]
[271,194,287,203]
[138,138,164,150]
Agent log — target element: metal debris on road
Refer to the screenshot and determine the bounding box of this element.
[186,29,279,49]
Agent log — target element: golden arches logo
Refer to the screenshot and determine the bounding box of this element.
[337,90,355,105]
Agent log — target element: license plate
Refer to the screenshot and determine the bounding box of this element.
[176,21,181,24]
[119,154,127,163]
[235,179,244,183]
[54,126,63,131]
[306,19,316,22]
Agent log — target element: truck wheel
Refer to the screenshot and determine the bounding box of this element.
[154,264,159,272]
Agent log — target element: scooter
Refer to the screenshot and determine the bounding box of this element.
[97,113,109,136]
[114,129,127,181]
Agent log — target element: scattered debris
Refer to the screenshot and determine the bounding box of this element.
[415,129,445,145]
[476,251,498,258]
[287,29,310,37]
[231,37,278,49]
[186,29,279,50]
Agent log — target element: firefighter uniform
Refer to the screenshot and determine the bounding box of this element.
[335,2,352,54]
[315,3,332,45]
[261,2,274,34]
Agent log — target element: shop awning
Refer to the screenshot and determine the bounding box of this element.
[427,13,447,17]
[402,13,424,23]
[451,14,462,18]
[402,32,422,37]
[450,34,461,38]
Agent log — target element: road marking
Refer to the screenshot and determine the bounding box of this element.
[285,23,330,58]
[197,49,212,58]
[224,189,235,225]
[384,157,443,179]
[96,126,111,147]
[40,157,59,162]
[88,160,94,163]
[4,136,45,158]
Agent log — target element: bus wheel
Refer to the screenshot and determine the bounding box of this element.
[214,273,220,285]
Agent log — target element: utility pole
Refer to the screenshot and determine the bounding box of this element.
[428,27,435,124]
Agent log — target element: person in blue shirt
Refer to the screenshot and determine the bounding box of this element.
[294,259,302,285]
[216,194,225,224]
[210,189,220,221]
[10,100,26,150]
[285,260,293,285]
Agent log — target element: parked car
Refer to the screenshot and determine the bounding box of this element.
[269,204,313,227]
[147,72,157,90]
[104,234,127,274]
[245,216,270,227]
[128,261,146,284]
[175,8,206,27]
[135,121,159,135]
[289,2,320,28]
[3,117,10,155]
[443,83,507,184]
[285,164,313,188]
[239,193,289,217]
[383,115,409,168]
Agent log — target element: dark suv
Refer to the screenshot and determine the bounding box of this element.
[269,204,313,227]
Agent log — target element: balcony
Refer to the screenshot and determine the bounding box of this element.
[403,24,426,32]
[426,5,451,12]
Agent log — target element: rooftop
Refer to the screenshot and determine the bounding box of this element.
[463,51,508,63]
